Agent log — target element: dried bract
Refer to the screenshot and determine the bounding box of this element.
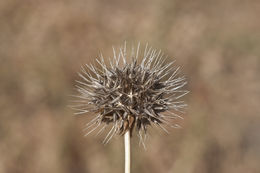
[72,43,188,144]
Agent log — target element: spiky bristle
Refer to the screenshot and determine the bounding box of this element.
[71,43,188,144]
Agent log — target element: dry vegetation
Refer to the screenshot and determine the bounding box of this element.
[0,0,260,173]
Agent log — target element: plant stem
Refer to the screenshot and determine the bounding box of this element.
[124,130,131,173]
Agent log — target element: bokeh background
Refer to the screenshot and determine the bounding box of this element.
[1,0,260,173]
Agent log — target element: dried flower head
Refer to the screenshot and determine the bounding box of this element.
[72,43,188,144]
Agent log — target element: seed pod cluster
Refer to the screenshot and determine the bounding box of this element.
[72,43,188,144]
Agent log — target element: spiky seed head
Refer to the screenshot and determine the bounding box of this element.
[72,43,188,144]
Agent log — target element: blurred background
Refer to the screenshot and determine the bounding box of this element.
[1,0,260,173]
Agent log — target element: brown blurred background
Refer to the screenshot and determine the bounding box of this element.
[0,0,260,173]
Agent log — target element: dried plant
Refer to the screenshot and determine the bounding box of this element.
[71,43,188,173]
